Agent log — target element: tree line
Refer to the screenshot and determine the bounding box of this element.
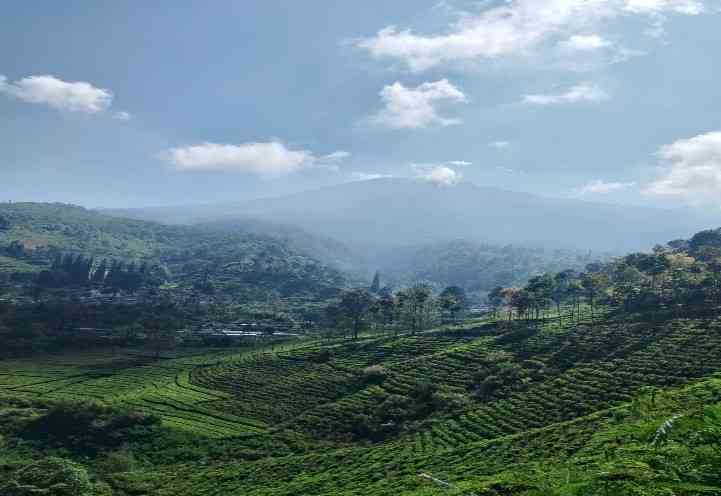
[323,273,467,339]
[36,253,167,293]
[488,227,721,323]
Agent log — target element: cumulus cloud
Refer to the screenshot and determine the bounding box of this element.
[643,131,721,204]
[370,79,466,129]
[164,141,316,176]
[447,160,472,166]
[0,74,112,113]
[412,164,462,185]
[572,179,636,196]
[355,0,706,71]
[523,82,609,105]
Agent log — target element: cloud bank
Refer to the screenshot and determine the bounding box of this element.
[164,141,349,177]
[355,0,705,71]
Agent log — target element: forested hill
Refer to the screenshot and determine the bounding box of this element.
[0,202,346,299]
[374,239,603,294]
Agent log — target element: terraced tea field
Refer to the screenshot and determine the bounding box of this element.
[3,312,721,495]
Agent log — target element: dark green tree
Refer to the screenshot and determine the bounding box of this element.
[338,288,375,340]
[439,286,467,321]
[369,271,381,294]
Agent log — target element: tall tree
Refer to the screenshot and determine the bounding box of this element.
[369,271,381,294]
[439,286,467,321]
[338,288,375,340]
[92,259,108,285]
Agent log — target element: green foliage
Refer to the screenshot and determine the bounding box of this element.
[22,401,161,454]
[0,202,346,299]
[0,457,108,496]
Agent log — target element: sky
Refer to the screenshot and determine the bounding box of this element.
[1,0,721,208]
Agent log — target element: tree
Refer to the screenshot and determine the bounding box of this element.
[403,284,434,334]
[509,289,532,321]
[0,214,10,231]
[92,259,108,285]
[552,271,575,324]
[487,286,505,319]
[379,293,396,329]
[526,274,553,321]
[369,271,381,294]
[438,286,466,321]
[581,272,608,322]
[338,288,375,339]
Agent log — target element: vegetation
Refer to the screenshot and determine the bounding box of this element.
[376,239,605,299]
[0,202,346,300]
[2,208,721,495]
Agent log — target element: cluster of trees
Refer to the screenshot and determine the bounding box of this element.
[0,202,348,303]
[489,228,721,322]
[36,253,167,293]
[377,239,599,295]
[324,277,467,339]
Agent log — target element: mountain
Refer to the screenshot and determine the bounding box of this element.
[113,178,715,253]
[238,178,712,252]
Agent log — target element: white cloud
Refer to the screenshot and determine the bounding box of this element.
[624,0,704,15]
[447,160,472,166]
[164,141,314,176]
[0,74,112,113]
[370,79,466,129]
[643,131,721,204]
[523,82,609,105]
[559,34,612,51]
[349,172,394,181]
[572,179,636,196]
[488,140,511,149]
[323,150,351,161]
[112,111,132,121]
[355,0,706,71]
[412,164,462,185]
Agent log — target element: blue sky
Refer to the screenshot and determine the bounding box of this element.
[2,0,720,208]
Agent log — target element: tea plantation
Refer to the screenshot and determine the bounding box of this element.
[2,308,721,495]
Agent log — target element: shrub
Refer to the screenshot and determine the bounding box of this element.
[22,401,160,454]
[0,457,104,496]
[362,365,387,384]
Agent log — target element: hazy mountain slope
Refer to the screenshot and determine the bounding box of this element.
[239,178,710,252]
[374,239,601,292]
[104,207,361,271]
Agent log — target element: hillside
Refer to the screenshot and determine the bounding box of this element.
[3,211,721,495]
[1,307,720,494]
[0,202,346,299]
[374,239,602,294]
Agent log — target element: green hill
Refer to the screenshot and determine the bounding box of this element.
[0,202,345,299]
[2,215,721,495]
[1,306,720,494]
